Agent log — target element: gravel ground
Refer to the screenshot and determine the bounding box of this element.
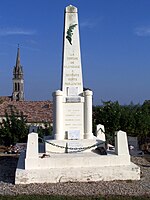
[0,155,150,197]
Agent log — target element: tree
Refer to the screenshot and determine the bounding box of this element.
[93,100,150,144]
[120,103,139,136]
[93,101,122,144]
[0,107,29,146]
[137,100,150,143]
[37,122,53,138]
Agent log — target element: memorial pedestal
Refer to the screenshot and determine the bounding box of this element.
[15,151,140,184]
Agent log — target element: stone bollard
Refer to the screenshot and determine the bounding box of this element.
[25,132,39,169]
[115,130,129,155]
[96,124,106,141]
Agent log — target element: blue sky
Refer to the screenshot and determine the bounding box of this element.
[0,0,149,105]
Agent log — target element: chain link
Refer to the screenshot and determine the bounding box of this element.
[39,137,105,152]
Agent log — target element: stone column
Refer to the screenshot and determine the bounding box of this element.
[84,90,93,139]
[53,90,64,140]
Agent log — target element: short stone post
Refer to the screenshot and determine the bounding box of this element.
[25,132,38,169]
[96,124,106,141]
[84,90,93,139]
[115,130,129,155]
[53,90,64,140]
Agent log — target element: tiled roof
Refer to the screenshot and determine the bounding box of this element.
[0,100,53,123]
[0,96,12,102]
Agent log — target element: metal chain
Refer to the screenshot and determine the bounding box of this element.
[39,136,105,151]
[99,128,105,134]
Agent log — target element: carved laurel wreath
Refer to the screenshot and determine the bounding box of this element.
[66,24,77,45]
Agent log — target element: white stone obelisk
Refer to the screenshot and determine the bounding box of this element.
[53,5,93,140]
[61,5,83,96]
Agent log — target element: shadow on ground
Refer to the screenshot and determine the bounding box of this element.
[0,155,18,184]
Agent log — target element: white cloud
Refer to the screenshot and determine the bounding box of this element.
[0,28,36,36]
[80,17,103,29]
[80,20,96,28]
[26,39,38,45]
[135,26,150,37]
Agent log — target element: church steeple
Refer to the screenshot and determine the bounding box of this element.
[13,45,23,79]
[12,46,24,101]
[16,45,21,68]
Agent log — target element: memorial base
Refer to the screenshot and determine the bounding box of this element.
[15,151,140,184]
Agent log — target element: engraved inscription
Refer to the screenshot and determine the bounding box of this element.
[64,103,83,132]
[67,57,78,60]
[64,66,80,68]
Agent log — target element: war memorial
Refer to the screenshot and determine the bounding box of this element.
[15,5,140,184]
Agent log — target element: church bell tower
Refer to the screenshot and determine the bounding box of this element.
[12,46,24,101]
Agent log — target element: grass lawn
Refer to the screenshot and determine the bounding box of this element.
[0,195,149,200]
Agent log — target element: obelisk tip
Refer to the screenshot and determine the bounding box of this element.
[66,5,77,13]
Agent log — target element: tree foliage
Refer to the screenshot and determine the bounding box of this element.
[0,107,29,146]
[93,100,150,143]
[37,122,53,138]
[0,106,53,146]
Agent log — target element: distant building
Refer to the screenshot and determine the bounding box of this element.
[12,46,24,101]
[0,100,53,126]
[0,47,53,126]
